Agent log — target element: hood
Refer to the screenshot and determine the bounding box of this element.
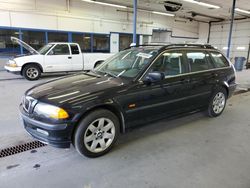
[26,73,125,106]
[11,37,39,55]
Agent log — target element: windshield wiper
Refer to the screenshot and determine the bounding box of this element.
[82,70,101,78]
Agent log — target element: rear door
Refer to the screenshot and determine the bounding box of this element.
[44,44,72,72]
[184,49,217,108]
[70,44,83,71]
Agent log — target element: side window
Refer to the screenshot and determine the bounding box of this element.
[70,44,80,55]
[49,44,70,55]
[150,51,185,77]
[186,51,213,72]
[210,52,229,68]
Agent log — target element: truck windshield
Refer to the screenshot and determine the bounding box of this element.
[95,47,160,78]
[38,44,54,55]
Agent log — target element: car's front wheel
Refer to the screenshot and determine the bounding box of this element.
[208,87,227,117]
[74,109,120,158]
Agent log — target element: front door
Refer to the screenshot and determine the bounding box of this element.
[44,44,72,72]
[123,50,193,127]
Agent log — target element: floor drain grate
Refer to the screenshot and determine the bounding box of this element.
[0,141,47,158]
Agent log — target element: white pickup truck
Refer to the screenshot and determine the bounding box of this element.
[5,37,113,80]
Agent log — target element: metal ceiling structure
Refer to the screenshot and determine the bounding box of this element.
[99,0,250,22]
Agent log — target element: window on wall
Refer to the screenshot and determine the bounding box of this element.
[22,30,46,51]
[119,34,140,51]
[72,33,91,52]
[93,34,110,53]
[48,32,68,43]
[0,29,20,56]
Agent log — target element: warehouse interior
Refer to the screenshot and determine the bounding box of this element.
[0,0,250,187]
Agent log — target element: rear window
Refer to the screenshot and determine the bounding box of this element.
[210,52,229,68]
[70,44,80,55]
[186,51,214,72]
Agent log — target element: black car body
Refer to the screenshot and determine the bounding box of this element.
[20,44,237,157]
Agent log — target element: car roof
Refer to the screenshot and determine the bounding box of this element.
[48,42,79,45]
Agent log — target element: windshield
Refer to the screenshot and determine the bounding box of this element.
[95,47,160,78]
[38,44,54,55]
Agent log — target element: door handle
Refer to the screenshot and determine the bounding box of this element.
[68,56,72,59]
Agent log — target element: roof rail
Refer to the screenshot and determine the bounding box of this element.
[164,43,215,49]
[125,43,215,50]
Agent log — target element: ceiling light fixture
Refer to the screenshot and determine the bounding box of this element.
[182,0,220,9]
[236,46,246,50]
[152,11,175,17]
[235,8,250,14]
[81,0,127,9]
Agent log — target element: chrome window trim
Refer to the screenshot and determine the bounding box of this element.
[138,49,232,81]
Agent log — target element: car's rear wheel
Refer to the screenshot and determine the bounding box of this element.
[208,87,227,117]
[74,109,120,158]
[22,64,41,81]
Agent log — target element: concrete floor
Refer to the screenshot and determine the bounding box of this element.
[1,71,250,188]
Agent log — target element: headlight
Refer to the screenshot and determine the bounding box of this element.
[34,103,69,119]
[7,60,17,67]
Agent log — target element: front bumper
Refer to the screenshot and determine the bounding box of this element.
[20,105,74,148]
[4,65,22,75]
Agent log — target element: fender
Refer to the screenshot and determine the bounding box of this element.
[21,62,43,74]
[72,99,126,133]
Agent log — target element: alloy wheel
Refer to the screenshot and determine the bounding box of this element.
[212,92,226,114]
[26,68,39,79]
[84,118,115,153]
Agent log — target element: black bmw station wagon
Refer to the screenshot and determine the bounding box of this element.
[20,44,236,157]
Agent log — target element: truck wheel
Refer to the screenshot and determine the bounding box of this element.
[207,87,227,117]
[22,64,41,81]
[74,109,120,158]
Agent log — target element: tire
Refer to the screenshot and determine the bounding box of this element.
[74,109,120,158]
[207,87,227,117]
[22,64,41,81]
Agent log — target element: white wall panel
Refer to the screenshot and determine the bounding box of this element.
[198,22,209,43]
[0,11,11,26]
[10,12,57,30]
[0,0,199,38]
[57,17,94,33]
[209,19,250,60]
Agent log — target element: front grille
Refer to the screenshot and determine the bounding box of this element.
[22,96,37,113]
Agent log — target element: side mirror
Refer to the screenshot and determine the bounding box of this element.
[144,72,164,84]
